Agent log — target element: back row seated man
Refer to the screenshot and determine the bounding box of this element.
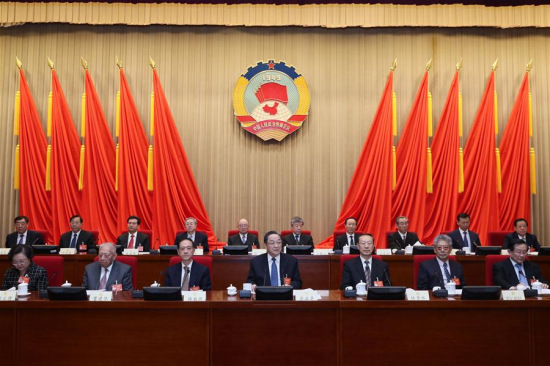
[5,216,44,248]
[227,218,259,251]
[174,217,209,252]
[117,215,151,252]
[282,216,313,247]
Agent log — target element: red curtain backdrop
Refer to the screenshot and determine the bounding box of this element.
[151,69,216,246]
[391,71,429,240]
[18,69,53,243]
[50,70,81,244]
[319,71,394,248]
[117,69,152,236]
[498,72,531,230]
[81,70,118,243]
[458,71,499,245]
[423,71,460,244]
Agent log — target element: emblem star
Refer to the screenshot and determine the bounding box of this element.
[268,61,275,69]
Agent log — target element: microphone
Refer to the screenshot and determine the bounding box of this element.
[157,270,164,285]
[383,268,392,287]
[434,270,445,288]
[30,236,39,245]
[263,264,268,286]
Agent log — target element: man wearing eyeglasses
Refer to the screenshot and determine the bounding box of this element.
[493,239,548,290]
[82,242,133,291]
[246,231,302,291]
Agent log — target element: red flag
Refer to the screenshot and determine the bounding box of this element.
[17,69,52,242]
[499,72,531,230]
[50,70,81,244]
[424,71,460,244]
[392,71,429,240]
[117,69,152,236]
[81,70,118,243]
[458,71,500,245]
[152,69,216,246]
[318,71,394,248]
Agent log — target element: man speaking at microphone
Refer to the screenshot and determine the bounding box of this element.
[246,231,302,290]
[417,234,466,290]
[164,238,211,290]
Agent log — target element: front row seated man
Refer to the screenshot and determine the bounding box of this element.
[165,238,212,290]
[82,243,133,291]
[493,239,548,290]
[340,234,392,290]
[417,234,466,290]
[247,231,302,290]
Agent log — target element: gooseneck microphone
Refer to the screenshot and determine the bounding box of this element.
[383,268,392,286]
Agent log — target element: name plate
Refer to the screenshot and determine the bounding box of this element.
[502,290,525,301]
[194,248,204,256]
[406,289,430,301]
[59,248,77,255]
[312,249,331,256]
[376,249,392,256]
[182,291,206,301]
[89,291,113,301]
[0,291,17,301]
[0,248,11,255]
[123,249,139,256]
[251,249,267,255]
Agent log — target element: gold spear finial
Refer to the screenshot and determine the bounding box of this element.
[526,59,533,72]
[492,58,499,71]
[456,58,463,71]
[47,57,54,70]
[149,56,156,69]
[390,58,397,71]
[81,57,88,70]
[116,56,123,69]
[425,58,433,71]
[16,56,22,69]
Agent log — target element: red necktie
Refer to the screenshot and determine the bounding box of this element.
[128,234,135,249]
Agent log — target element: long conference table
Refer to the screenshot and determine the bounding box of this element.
[1,254,550,290]
[1,290,550,366]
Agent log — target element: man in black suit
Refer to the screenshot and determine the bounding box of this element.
[282,216,313,247]
[82,243,133,291]
[247,231,302,289]
[164,238,211,290]
[448,213,481,252]
[503,218,541,252]
[5,216,44,248]
[334,217,361,251]
[116,216,150,252]
[59,215,95,250]
[387,216,420,250]
[173,217,209,252]
[417,234,466,290]
[493,239,548,290]
[340,234,392,289]
[227,218,259,251]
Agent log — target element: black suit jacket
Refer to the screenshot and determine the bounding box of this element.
[283,233,313,247]
[493,259,548,289]
[227,233,259,251]
[117,232,151,252]
[164,260,212,290]
[174,231,209,252]
[59,230,95,249]
[387,231,420,250]
[417,258,466,290]
[448,229,481,251]
[6,230,45,248]
[334,233,361,251]
[246,253,302,289]
[340,257,391,289]
[504,232,541,252]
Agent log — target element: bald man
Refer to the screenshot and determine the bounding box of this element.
[227,219,260,251]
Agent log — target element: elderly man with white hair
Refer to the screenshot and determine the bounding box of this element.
[82,242,133,291]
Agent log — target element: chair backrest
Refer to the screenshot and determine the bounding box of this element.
[93,256,138,289]
[281,230,312,238]
[339,254,383,284]
[33,255,64,286]
[89,230,99,244]
[413,255,457,290]
[488,231,509,247]
[34,230,49,244]
[227,230,259,240]
[484,254,527,285]
[169,256,213,284]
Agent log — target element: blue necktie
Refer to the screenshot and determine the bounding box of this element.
[18,234,24,244]
[270,258,278,286]
[463,231,469,249]
[70,233,77,248]
[295,235,299,244]
[516,263,529,286]
[443,262,452,283]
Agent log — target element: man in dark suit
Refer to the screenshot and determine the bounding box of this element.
[503,218,541,252]
[247,231,302,289]
[448,213,481,252]
[334,217,361,251]
[282,216,313,247]
[340,234,392,289]
[164,238,211,290]
[417,234,466,290]
[5,216,45,248]
[82,243,133,290]
[173,217,209,252]
[116,215,150,252]
[59,215,95,250]
[387,216,420,250]
[493,239,548,289]
[227,218,259,251]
